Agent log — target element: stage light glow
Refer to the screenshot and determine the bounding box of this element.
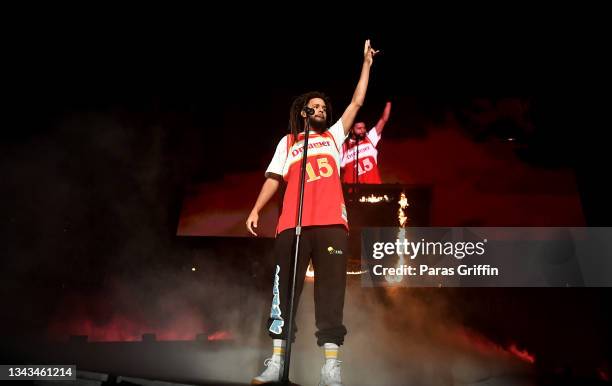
[347,270,367,275]
[508,343,535,364]
[306,262,315,278]
[359,194,390,203]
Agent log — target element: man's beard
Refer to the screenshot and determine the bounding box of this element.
[308,116,327,132]
[351,131,366,141]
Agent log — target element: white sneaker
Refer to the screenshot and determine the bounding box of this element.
[252,356,282,384]
[319,359,343,386]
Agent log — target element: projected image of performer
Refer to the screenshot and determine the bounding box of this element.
[341,101,391,184]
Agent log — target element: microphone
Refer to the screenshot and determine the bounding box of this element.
[303,106,315,116]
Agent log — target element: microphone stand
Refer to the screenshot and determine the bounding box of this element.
[351,133,361,205]
[281,109,314,385]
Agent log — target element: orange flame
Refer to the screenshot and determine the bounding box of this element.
[359,194,390,203]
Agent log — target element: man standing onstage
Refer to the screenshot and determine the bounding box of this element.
[246,40,380,385]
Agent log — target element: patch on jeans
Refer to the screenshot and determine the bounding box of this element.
[269,264,284,334]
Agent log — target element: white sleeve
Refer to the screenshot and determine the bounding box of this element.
[340,144,347,167]
[327,119,346,151]
[368,127,381,147]
[265,136,288,178]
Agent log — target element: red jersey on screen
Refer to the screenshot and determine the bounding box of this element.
[341,127,382,184]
